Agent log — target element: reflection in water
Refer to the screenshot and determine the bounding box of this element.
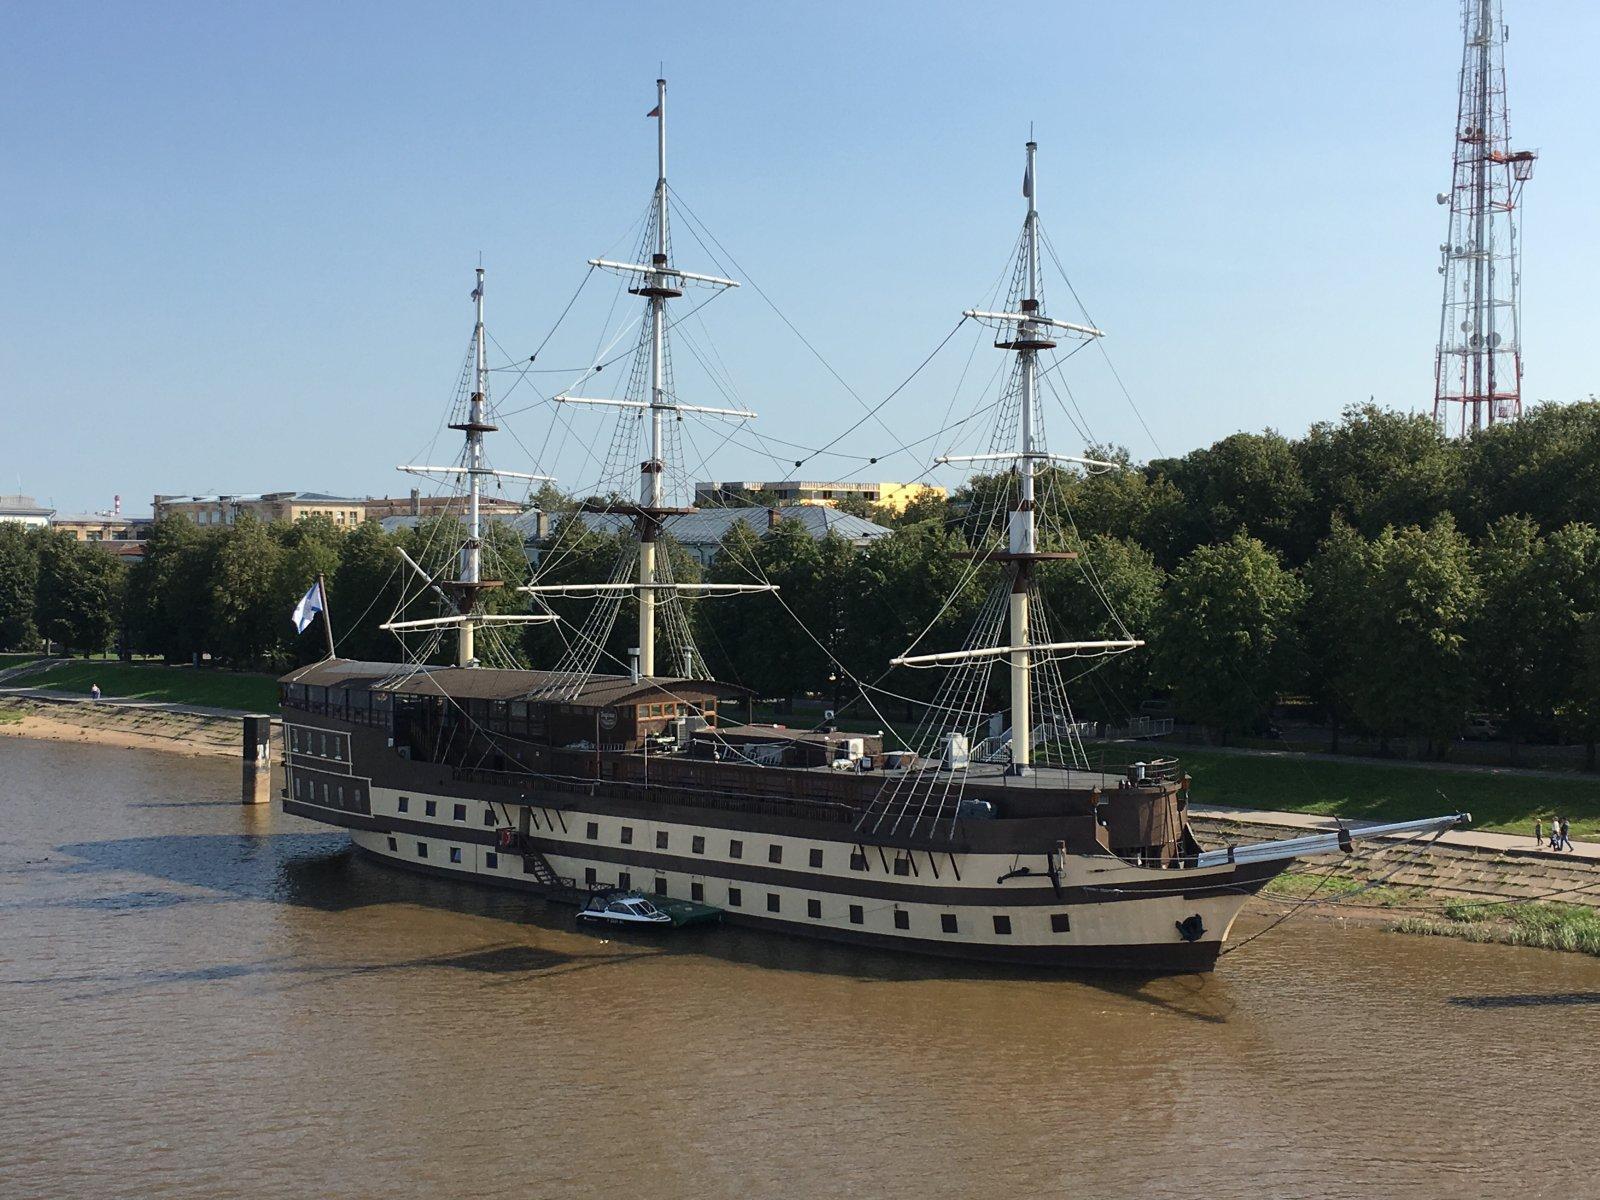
[2,738,1598,1200]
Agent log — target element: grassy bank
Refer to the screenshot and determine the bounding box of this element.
[21,661,278,712]
[1391,901,1600,957]
[1176,748,1600,839]
[1262,869,1425,909]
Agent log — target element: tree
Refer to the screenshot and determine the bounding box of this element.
[1346,517,1478,757]
[1297,404,1459,544]
[1468,516,1566,759]
[1457,401,1600,535]
[0,523,40,650]
[34,532,124,656]
[274,516,345,662]
[1036,534,1164,714]
[208,514,284,667]
[1302,518,1371,751]
[1153,430,1312,562]
[1545,522,1600,768]
[330,521,408,663]
[1154,534,1303,741]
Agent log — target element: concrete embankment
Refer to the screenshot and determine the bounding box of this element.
[0,693,259,759]
[1191,806,1600,910]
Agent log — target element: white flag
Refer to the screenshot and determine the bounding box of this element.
[292,581,325,634]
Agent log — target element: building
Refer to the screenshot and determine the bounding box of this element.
[693,479,945,513]
[153,491,367,527]
[0,494,54,527]
[528,505,892,568]
[51,512,152,545]
[362,489,526,522]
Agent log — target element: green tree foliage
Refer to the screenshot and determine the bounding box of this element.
[1155,534,1303,741]
[0,524,41,650]
[1036,534,1164,708]
[1297,404,1459,542]
[1302,518,1370,750]
[1345,517,1478,755]
[208,514,284,667]
[1154,430,1311,561]
[34,531,124,656]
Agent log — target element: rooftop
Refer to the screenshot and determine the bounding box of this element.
[0,494,53,517]
[550,505,890,545]
[280,658,750,706]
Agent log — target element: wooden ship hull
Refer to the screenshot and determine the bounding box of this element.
[279,661,1292,974]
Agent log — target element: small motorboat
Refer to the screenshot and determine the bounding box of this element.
[576,890,674,929]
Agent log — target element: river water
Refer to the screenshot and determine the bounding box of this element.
[2,738,1597,1200]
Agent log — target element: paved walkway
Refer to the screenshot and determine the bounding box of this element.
[0,686,268,721]
[1189,802,1600,863]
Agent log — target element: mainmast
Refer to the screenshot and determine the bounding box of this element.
[639,76,671,678]
[533,77,771,684]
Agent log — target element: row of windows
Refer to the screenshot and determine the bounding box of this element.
[573,865,1070,936]
[393,797,502,827]
[292,774,366,811]
[388,836,489,869]
[289,727,345,760]
[585,822,882,873]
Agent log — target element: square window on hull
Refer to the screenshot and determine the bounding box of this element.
[849,905,864,925]
[992,915,1011,935]
[940,914,958,934]
[894,910,909,931]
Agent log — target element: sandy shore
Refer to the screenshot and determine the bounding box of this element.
[0,699,244,759]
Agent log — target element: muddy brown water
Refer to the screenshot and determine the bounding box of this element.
[2,739,1597,1200]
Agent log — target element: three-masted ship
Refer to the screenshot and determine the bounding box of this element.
[280,83,1463,972]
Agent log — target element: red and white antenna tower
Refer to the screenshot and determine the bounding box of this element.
[1433,0,1536,437]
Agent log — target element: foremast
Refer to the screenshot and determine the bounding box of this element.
[895,138,1139,776]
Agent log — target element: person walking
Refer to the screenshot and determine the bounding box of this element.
[90,683,101,701]
[1559,816,1572,853]
[1535,817,1544,847]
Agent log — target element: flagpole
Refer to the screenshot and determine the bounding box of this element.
[317,572,336,660]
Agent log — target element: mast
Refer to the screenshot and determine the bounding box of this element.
[1010,140,1040,772]
[459,266,488,667]
[638,76,669,678]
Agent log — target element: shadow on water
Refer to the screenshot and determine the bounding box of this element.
[1449,991,1600,1009]
[46,832,1237,1019]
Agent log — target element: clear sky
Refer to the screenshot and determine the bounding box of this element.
[4,1,1596,516]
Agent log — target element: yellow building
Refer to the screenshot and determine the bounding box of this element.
[153,491,367,527]
[51,512,152,544]
[693,480,946,514]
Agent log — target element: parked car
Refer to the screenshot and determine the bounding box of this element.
[576,891,673,929]
[1461,714,1499,741]
[1139,698,1174,718]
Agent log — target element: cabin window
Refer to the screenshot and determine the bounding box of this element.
[768,845,783,865]
[620,826,634,845]
[398,796,409,813]
[416,842,428,858]
[656,830,669,850]
[654,877,667,895]
[850,851,867,872]
[452,804,466,822]
[386,837,397,852]
[320,782,329,803]
[767,894,781,913]
[586,822,599,841]
[618,871,631,890]
[993,915,1012,936]
[940,914,958,934]
[483,809,496,826]
[728,887,742,907]
[809,848,823,869]
[486,853,498,869]
[584,867,597,886]
[691,835,705,854]
[849,905,864,925]
[894,910,909,931]
[1051,913,1071,933]
[892,857,911,877]
[425,800,437,817]
[729,840,743,859]
[337,785,344,805]
[450,848,462,864]
[691,882,704,902]
[807,899,822,919]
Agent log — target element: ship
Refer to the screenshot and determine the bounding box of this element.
[279,80,1465,973]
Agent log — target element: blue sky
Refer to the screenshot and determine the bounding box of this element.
[4,1,1596,516]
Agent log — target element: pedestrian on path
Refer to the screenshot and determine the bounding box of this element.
[90,683,101,701]
[1535,817,1544,846]
[1559,816,1572,852]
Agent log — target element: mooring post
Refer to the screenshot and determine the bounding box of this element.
[241,714,272,804]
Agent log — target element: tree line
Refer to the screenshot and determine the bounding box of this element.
[2,401,1597,763]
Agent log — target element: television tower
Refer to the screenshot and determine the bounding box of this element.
[1433,0,1536,437]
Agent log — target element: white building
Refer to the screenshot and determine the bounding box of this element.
[0,494,54,528]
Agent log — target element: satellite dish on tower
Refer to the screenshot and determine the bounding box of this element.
[1437,193,1449,205]
[1489,332,1503,348]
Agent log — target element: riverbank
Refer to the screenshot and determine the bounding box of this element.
[14,660,279,710]
[1390,901,1600,956]
[0,696,246,759]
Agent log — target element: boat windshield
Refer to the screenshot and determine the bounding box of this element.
[633,901,660,916]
